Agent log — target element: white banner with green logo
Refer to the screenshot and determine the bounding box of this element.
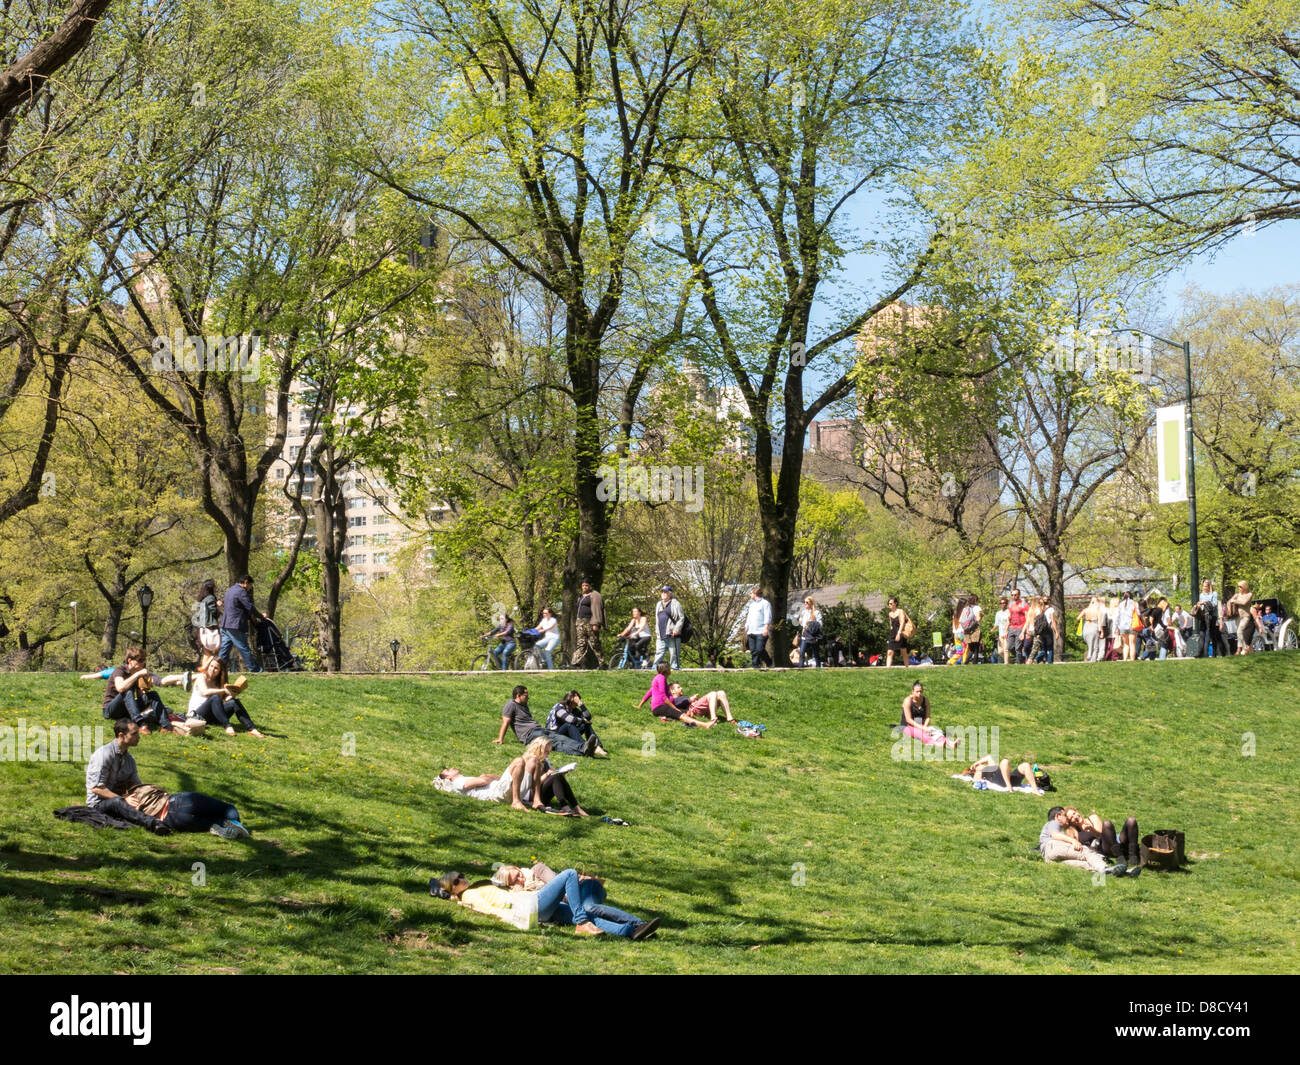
[1156,403,1187,503]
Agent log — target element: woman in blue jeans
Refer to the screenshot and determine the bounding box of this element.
[432,867,603,934]
[493,863,659,940]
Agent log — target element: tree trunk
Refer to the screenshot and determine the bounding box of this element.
[312,452,347,672]
[563,339,611,653]
[100,596,125,661]
[1046,552,1066,661]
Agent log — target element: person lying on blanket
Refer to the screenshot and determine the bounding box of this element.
[959,754,1038,791]
[897,682,957,748]
[436,736,587,816]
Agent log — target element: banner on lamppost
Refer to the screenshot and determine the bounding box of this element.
[1156,403,1187,503]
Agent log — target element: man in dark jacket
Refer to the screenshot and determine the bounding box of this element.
[220,576,264,672]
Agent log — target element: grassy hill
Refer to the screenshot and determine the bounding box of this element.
[2,656,1298,974]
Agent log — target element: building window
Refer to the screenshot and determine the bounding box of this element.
[347,515,366,528]
[373,514,388,525]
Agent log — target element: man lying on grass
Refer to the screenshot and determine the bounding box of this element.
[84,719,250,839]
[1039,806,1134,876]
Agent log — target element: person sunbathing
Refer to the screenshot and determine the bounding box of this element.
[436,737,586,815]
[959,754,1038,791]
[639,663,713,727]
[1062,806,1141,873]
[896,681,957,748]
[491,863,660,940]
[668,682,735,724]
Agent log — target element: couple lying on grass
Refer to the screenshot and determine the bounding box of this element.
[430,863,660,940]
[1040,805,1143,877]
[78,717,251,840]
[639,663,735,727]
[438,735,587,816]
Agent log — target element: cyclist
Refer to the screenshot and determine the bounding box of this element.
[481,614,517,670]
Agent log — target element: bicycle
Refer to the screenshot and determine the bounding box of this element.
[613,637,650,670]
[471,635,518,672]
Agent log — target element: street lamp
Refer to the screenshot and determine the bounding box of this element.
[68,601,79,671]
[390,638,400,672]
[1107,327,1200,596]
[136,584,154,657]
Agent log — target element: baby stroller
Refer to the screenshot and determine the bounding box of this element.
[516,628,546,671]
[254,617,304,672]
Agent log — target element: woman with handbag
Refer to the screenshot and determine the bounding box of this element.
[798,596,823,668]
[886,597,913,667]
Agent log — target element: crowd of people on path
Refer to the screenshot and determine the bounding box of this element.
[481,573,1284,674]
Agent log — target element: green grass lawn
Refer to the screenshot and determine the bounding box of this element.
[2,656,1298,974]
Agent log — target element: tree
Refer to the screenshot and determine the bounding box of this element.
[0,0,115,130]
[378,256,579,650]
[1027,0,1300,259]
[666,0,978,660]
[0,0,134,528]
[81,0,421,586]
[0,358,220,664]
[373,0,698,646]
[293,253,434,671]
[790,482,870,592]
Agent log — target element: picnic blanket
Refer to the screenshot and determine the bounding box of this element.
[949,774,1044,795]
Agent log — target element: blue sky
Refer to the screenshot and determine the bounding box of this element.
[1156,224,1299,306]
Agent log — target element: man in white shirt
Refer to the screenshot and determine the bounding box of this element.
[744,587,772,668]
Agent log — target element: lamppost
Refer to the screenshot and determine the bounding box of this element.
[1102,327,1199,596]
[136,584,154,658]
[68,601,79,671]
[390,638,400,672]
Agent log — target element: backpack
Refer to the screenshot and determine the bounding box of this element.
[192,596,219,628]
[678,612,694,643]
[803,616,822,640]
[1034,612,1050,638]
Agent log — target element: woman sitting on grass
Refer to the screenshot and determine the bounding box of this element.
[896,681,957,748]
[668,682,735,724]
[436,737,587,815]
[959,754,1039,791]
[187,656,263,736]
[638,663,714,727]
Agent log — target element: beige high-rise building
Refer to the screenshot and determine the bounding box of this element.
[854,302,1000,515]
[265,380,441,584]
